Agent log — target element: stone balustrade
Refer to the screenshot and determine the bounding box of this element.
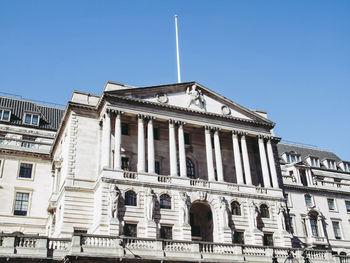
[0,234,336,262]
[101,169,283,198]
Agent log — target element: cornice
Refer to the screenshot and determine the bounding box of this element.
[283,184,350,196]
[105,94,275,129]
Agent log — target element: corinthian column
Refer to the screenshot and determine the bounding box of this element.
[101,111,111,168]
[178,122,187,178]
[114,112,122,170]
[214,129,224,182]
[147,117,155,174]
[258,136,271,188]
[169,120,177,176]
[232,131,244,184]
[205,126,215,181]
[137,115,146,172]
[266,139,279,188]
[241,133,252,185]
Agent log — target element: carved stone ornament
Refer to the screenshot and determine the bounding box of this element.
[221,105,231,116]
[198,191,207,201]
[186,84,206,111]
[156,93,168,104]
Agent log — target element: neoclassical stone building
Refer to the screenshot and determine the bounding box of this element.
[278,143,350,254]
[0,81,347,263]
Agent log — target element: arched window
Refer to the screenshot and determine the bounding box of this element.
[309,213,319,237]
[260,204,269,218]
[186,158,195,179]
[305,194,312,207]
[160,194,171,209]
[231,201,241,216]
[125,190,137,206]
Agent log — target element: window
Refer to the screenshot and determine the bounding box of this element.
[121,157,129,170]
[263,233,273,246]
[124,223,137,237]
[184,133,190,145]
[299,169,308,186]
[14,192,29,216]
[345,201,350,213]
[160,225,172,239]
[21,136,36,148]
[153,127,159,140]
[0,133,5,144]
[0,109,11,121]
[233,231,244,244]
[284,194,289,207]
[328,199,335,211]
[327,160,336,170]
[186,158,195,179]
[260,204,269,218]
[305,194,313,207]
[310,157,319,167]
[155,161,160,175]
[309,213,319,237]
[121,123,129,135]
[125,191,137,206]
[19,163,33,179]
[24,113,39,126]
[160,194,171,209]
[231,201,241,216]
[332,221,342,240]
[286,153,300,163]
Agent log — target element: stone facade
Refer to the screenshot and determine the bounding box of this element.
[0,82,349,263]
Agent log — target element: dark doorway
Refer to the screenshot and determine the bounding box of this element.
[189,202,213,242]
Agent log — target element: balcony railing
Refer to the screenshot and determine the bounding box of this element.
[100,169,283,198]
[0,137,52,154]
[0,234,334,262]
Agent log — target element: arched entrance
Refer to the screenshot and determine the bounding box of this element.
[190,202,213,242]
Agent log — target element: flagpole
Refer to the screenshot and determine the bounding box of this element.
[174,15,181,83]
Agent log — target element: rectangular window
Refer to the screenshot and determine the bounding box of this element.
[305,195,312,207]
[233,231,244,244]
[311,157,319,167]
[124,223,137,237]
[24,113,39,126]
[19,163,33,178]
[332,221,342,240]
[14,192,29,216]
[184,133,190,145]
[160,226,172,240]
[344,163,350,172]
[155,161,160,175]
[328,160,335,169]
[0,109,11,121]
[153,127,159,140]
[328,199,335,211]
[263,233,273,246]
[300,169,308,186]
[345,201,350,213]
[121,157,129,170]
[121,123,129,136]
[302,218,308,236]
[285,194,289,206]
[0,133,5,144]
[21,136,36,148]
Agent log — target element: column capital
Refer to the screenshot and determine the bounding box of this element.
[231,130,244,136]
[107,108,124,116]
[137,113,149,120]
[205,125,220,131]
[175,120,186,126]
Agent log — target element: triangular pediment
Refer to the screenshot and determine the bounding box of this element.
[104,81,273,125]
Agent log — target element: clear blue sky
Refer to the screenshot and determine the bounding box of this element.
[1,1,349,160]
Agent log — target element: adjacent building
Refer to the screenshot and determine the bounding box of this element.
[278,143,350,255]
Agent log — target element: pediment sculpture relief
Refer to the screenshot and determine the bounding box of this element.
[186,84,206,111]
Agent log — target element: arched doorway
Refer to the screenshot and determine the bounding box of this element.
[190,202,213,242]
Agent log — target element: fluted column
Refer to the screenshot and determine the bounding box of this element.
[178,122,187,178]
[101,111,111,168]
[137,115,146,172]
[169,120,177,176]
[232,131,244,184]
[258,135,271,188]
[147,117,155,174]
[266,139,279,188]
[114,112,122,170]
[241,133,252,185]
[214,129,224,182]
[205,126,215,181]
